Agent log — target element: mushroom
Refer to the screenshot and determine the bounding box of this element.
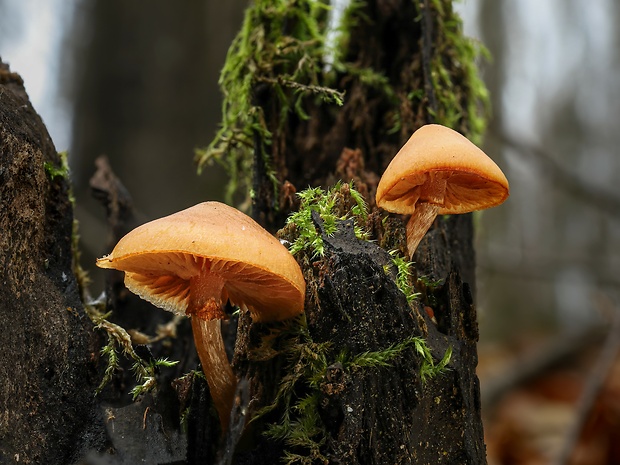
[376,124,509,258]
[96,201,306,431]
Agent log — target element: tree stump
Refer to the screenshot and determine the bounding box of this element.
[0,61,106,464]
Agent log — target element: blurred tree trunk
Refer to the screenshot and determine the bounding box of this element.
[68,0,246,284]
[476,0,527,343]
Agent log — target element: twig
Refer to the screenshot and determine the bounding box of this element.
[477,260,620,290]
[489,128,620,218]
[554,303,620,465]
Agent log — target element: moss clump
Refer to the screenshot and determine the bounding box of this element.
[286,181,369,257]
[196,0,344,204]
[425,0,490,144]
[85,299,179,399]
[344,335,451,382]
[44,151,70,181]
[326,0,489,144]
[253,316,330,465]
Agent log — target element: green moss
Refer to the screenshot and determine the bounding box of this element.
[44,151,70,181]
[387,250,420,304]
[345,335,451,382]
[286,181,369,257]
[251,315,330,464]
[253,315,451,463]
[85,300,179,398]
[200,0,490,208]
[424,0,491,144]
[196,0,344,205]
[330,0,489,142]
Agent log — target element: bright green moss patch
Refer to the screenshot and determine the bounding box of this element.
[86,300,179,399]
[286,181,369,257]
[387,250,421,304]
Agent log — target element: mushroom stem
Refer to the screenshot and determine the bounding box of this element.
[187,265,236,432]
[191,317,237,433]
[405,172,448,258]
[188,266,227,320]
[405,203,441,258]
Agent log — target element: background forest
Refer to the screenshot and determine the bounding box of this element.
[1,0,619,463]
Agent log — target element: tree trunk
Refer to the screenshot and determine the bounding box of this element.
[214,0,488,464]
[0,61,107,464]
[68,0,245,283]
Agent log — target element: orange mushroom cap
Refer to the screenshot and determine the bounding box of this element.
[96,201,305,322]
[375,124,509,215]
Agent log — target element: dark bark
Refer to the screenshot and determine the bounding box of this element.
[0,61,107,464]
[227,215,485,464]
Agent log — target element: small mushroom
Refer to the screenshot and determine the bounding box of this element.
[376,124,509,258]
[96,201,306,430]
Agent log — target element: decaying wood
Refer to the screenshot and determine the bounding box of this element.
[225,0,488,462]
[0,61,107,464]
[311,214,485,464]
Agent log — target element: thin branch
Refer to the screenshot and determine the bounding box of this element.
[477,260,620,290]
[489,128,620,218]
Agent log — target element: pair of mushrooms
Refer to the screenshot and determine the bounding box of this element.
[96,124,508,430]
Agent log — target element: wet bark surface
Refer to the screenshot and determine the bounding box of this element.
[319,215,485,465]
[227,214,486,465]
